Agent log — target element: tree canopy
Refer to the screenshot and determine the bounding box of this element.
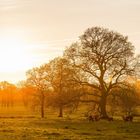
[64,27,139,118]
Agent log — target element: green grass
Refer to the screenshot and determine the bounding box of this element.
[0,106,139,140]
[0,117,139,140]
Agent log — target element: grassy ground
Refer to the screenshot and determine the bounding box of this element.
[0,106,139,140]
[0,117,139,140]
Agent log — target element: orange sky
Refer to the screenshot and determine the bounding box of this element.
[0,0,140,83]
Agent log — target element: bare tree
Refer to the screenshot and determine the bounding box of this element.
[115,83,139,116]
[41,57,81,117]
[26,67,51,118]
[64,27,139,119]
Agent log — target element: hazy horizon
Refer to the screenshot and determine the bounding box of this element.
[0,0,140,83]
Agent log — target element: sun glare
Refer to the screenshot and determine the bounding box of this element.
[0,36,31,73]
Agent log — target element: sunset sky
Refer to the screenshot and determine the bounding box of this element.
[0,0,140,83]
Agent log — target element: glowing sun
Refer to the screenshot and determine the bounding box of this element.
[0,36,31,72]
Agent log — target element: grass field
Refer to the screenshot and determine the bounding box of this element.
[0,106,139,140]
[0,116,139,140]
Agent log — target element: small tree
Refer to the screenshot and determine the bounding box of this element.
[41,57,81,117]
[117,84,139,116]
[26,67,51,118]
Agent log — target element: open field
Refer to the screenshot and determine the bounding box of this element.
[0,115,139,140]
[0,106,139,140]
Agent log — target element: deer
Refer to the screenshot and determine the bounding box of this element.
[107,117,113,121]
[87,114,100,122]
[122,115,133,122]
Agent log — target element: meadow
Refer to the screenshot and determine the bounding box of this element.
[0,107,140,140]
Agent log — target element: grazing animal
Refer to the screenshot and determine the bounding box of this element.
[122,115,133,122]
[88,115,94,121]
[94,115,100,121]
[108,117,113,121]
[87,114,100,122]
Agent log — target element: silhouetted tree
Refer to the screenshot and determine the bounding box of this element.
[26,67,51,118]
[41,57,81,117]
[64,27,139,119]
[112,81,140,116]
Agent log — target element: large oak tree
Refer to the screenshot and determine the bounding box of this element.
[64,27,139,118]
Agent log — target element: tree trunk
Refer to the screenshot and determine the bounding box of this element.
[100,94,108,119]
[41,93,45,118]
[58,106,63,117]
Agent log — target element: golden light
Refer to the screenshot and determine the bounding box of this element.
[0,36,31,73]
